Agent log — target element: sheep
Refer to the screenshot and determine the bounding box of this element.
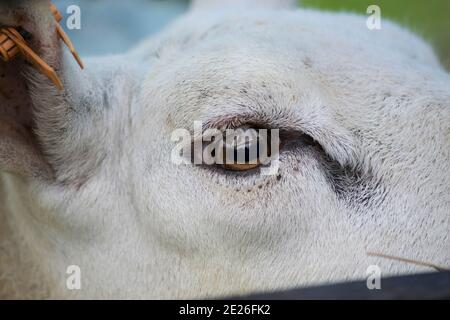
[0,0,449,299]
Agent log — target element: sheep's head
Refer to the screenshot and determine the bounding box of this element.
[0,0,449,299]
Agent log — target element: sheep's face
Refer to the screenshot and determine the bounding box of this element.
[0,2,449,299]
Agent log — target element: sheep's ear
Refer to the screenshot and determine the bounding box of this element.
[0,59,53,180]
[1,1,99,184]
[0,0,54,180]
[191,0,297,11]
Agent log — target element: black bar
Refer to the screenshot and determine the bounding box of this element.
[229,271,450,300]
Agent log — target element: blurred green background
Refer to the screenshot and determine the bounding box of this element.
[302,0,450,69]
[59,0,449,70]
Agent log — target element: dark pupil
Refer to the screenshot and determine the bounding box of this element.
[197,129,273,165]
[225,133,271,164]
[232,142,257,163]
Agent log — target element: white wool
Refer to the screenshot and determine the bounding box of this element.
[0,0,449,299]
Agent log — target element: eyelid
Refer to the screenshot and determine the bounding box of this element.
[187,126,276,168]
[199,108,360,170]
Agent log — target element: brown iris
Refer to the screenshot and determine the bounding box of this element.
[218,129,271,171]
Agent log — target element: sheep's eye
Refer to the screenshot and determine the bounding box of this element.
[222,163,260,171]
[217,128,272,172]
[188,127,278,173]
[220,138,259,171]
